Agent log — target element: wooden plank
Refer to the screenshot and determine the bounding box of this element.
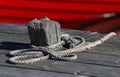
[2,22,116,44]
[0,23,92,37]
[76,52,120,67]
[0,23,113,43]
[1,23,120,77]
[1,43,120,68]
[0,24,120,67]
[1,45,120,68]
[64,29,120,45]
[0,54,120,77]
[0,31,120,55]
[0,33,30,43]
[87,43,120,55]
[0,31,119,54]
[0,32,30,54]
[0,23,27,35]
[0,66,85,77]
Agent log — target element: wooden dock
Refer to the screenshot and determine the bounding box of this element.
[0,23,120,77]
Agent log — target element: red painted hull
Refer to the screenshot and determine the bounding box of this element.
[0,0,120,34]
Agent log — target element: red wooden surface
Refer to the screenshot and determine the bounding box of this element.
[0,0,120,34]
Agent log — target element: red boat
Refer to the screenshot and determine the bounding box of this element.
[0,0,120,34]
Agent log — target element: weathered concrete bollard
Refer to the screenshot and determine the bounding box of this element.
[28,17,61,46]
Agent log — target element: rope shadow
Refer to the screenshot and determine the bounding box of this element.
[0,41,32,57]
[0,41,32,50]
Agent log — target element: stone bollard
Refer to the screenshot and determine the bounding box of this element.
[28,17,61,46]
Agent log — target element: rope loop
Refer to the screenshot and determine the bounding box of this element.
[8,34,85,64]
[8,32,116,64]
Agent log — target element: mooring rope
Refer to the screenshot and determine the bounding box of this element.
[8,32,116,64]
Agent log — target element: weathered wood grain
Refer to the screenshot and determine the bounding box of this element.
[0,66,85,77]
[0,31,120,55]
[0,54,120,77]
[1,23,120,45]
[0,23,92,38]
[1,23,120,77]
[0,23,27,35]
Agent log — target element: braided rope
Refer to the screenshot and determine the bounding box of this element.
[8,32,116,64]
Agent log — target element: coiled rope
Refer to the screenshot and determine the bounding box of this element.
[8,32,116,64]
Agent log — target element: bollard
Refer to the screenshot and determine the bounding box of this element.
[28,17,61,46]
